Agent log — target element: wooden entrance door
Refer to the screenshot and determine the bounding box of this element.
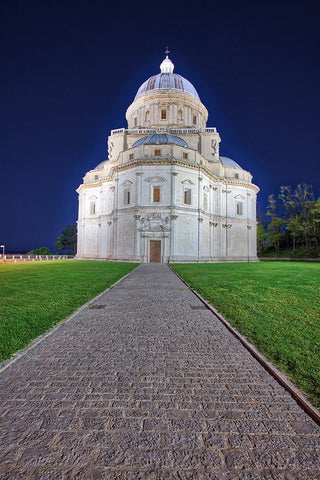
[150,240,161,262]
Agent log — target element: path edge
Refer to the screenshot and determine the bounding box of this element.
[169,265,320,427]
[0,264,140,375]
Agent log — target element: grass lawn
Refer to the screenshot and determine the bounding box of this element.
[171,262,320,408]
[0,260,138,363]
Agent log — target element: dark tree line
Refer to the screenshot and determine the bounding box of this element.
[258,184,320,257]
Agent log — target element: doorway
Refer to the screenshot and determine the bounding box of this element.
[150,240,161,262]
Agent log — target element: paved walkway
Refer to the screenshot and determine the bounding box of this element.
[0,264,319,479]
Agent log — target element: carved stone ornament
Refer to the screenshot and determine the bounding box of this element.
[138,212,170,232]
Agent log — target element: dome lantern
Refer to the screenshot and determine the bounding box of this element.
[160,51,174,73]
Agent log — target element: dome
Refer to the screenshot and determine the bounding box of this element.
[132,133,189,148]
[134,54,200,101]
[220,156,243,170]
[93,160,107,170]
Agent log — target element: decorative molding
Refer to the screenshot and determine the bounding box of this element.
[134,214,141,220]
[198,217,204,223]
[209,221,218,227]
[222,224,232,228]
[247,225,252,230]
[222,189,231,194]
[107,221,112,226]
[138,212,170,232]
[171,215,178,220]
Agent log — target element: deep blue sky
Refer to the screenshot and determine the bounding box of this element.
[1,0,319,252]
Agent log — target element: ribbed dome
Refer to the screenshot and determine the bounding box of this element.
[135,73,200,101]
[134,54,200,101]
[132,133,189,148]
[220,156,243,170]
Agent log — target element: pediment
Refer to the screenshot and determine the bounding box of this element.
[122,180,133,187]
[144,176,166,183]
[181,179,195,185]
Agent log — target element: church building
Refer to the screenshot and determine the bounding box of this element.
[76,53,259,262]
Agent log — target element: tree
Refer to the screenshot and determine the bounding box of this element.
[28,247,51,255]
[266,194,285,255]
[257,222,270,255]
[55,224,77,254]
[282,184,316,253]
[308,198,320,256]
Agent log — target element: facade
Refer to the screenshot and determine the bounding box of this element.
[76,54,259,262]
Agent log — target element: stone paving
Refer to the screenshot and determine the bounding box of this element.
[0,264,319,479]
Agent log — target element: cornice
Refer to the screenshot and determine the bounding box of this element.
[78,158,259,195]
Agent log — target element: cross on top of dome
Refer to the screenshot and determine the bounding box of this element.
[160,48,174,73]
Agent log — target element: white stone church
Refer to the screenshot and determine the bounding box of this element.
[76,53,259,262]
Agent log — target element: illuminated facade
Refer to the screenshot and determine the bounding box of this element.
[76,54,259,262]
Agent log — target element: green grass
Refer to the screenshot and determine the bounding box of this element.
[0,260,138,362]
[171,262,320,408]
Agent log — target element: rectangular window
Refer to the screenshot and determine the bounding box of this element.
[129,153,134,160]
[90,202,96,215]
[183,152,188,159]
[161,109,167,119]
[154,149,161,156]
[124,189,130,205]
[193,115,197,125]
[236,202,243,215]
[234,173,239,179]
[153,187,160,202]
[184,188,191,205]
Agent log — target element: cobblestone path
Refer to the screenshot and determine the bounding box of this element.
[0,264,319,479]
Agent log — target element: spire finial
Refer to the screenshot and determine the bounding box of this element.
[165,47,170,57]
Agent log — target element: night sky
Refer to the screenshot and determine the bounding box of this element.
[1,0,319,252]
